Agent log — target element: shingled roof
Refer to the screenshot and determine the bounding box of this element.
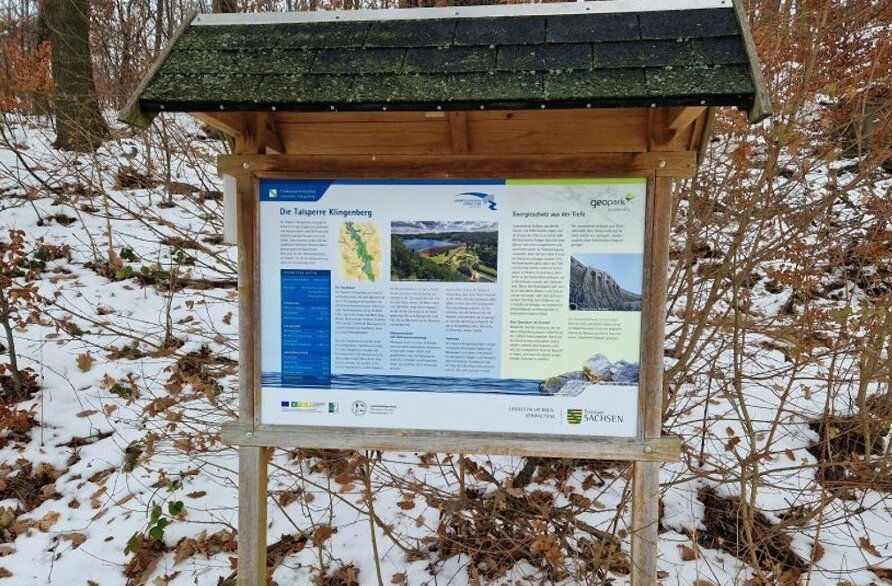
[120,0,770,128]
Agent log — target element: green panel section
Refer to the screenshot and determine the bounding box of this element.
[507,178,647,185]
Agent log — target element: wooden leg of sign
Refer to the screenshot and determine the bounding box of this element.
[238,446,268,586]
[233,157,266,585]
[631,461,660,585]
[630,175,674,585]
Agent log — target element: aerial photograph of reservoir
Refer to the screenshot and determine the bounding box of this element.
[391,221,498,282]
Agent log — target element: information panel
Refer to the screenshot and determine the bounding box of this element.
[259,178,646,437]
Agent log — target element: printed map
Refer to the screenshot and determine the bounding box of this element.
[338,221,380,282]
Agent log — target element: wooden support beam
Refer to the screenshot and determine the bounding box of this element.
[235,117,259,155]
[732,0,772,122]
[697,107,717,164]
[233,126,267,586]
[259,113,284,154]
[238,447,268,586]
[193,112,245,138]
[218,152,698,178]
[667,106,707,131]
[448,111,470,154]
[221,423,682,462]
[631,176,674,586]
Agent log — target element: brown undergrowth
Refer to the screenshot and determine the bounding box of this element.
[697,488,807,585]
[807,393,892,494]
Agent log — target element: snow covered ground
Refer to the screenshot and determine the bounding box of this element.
[0,112,890,585]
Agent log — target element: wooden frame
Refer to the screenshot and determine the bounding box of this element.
[221,149,679,586]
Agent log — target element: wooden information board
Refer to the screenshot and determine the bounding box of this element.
[220,157,682,586]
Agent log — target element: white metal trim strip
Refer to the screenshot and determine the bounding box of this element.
[193,0,731,26]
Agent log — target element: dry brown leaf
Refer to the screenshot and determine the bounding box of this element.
[173,537,199,565]
[62,532,87,549]
[725,436,742,451]
[505,486,524,498]
[692,580,717,586]
[90,486,107,509]
[37,511,59,531]
[123,535,166,586]
[0,567,11,578]
[0,545,14,557]
[679,544,699,561]
[396,500,415,511]
[76,409,99,418]
[860,536,881,557]
[811,540,825,562]
[312,524,334,546]
[76,352,95,372]
[390,572,406,584]
[0,509,15,530]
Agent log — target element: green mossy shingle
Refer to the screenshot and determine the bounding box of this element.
[454,16,545,46]
[545,69,647,100]
[162,49,316,76]
[365,19,456,48]
[592,40,703,69]
[645,65,754,96]
[143,73,262,103]
[401,72,544,102]
[265,22,371,48]
[497,44,592,72]
[312,48,406,74]
[254,74,355,104]
[546,13,640,43]
[136,8,758,112]
[639,9,739,40]
[403,46,496,73]
[692,37,750,65]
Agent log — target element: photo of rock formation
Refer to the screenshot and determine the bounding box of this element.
[568,255,642,311]
[539,353,639,395]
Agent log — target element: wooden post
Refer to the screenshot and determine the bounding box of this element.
[236,168,268,586]
[234,116,269,586]
[631,176,674,585]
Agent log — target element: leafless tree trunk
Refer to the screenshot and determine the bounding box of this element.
[213,0,238,12]
[47,0,109,151]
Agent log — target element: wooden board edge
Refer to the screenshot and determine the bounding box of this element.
[216,152,697,178]
[732,0,772,123]
[117,10,198,129]
[219,422,682,462]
